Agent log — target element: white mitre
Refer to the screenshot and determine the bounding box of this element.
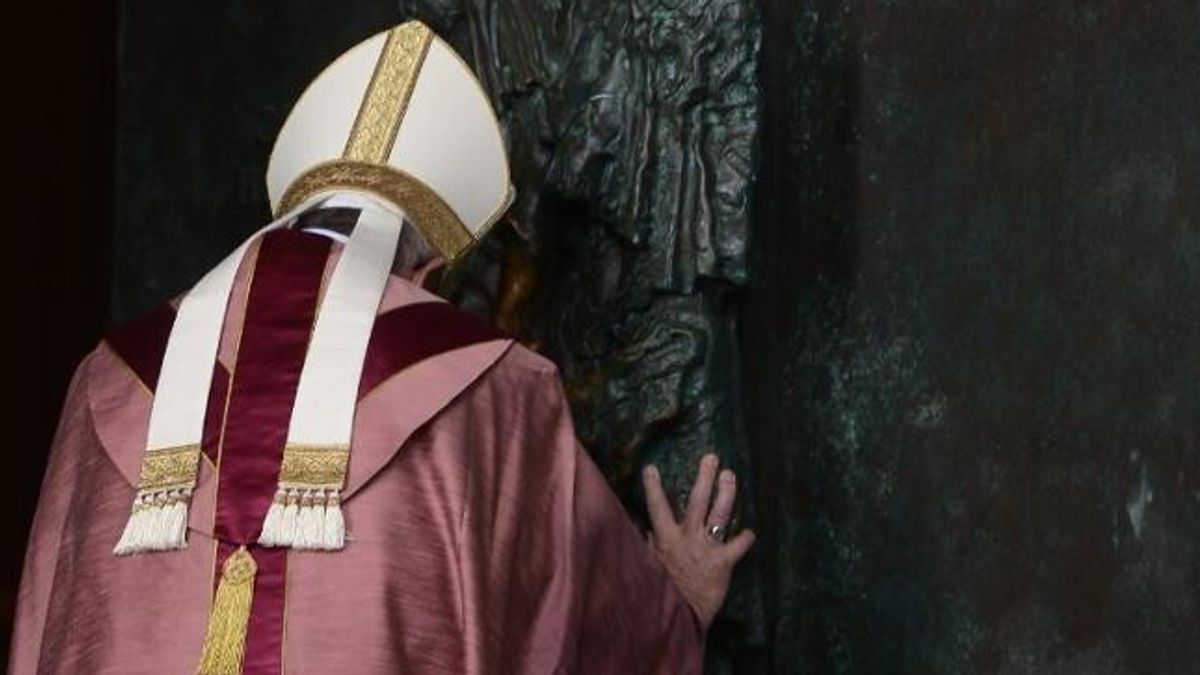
[111,25,515,671]
[117,20,518,561]
[267,20,515,263]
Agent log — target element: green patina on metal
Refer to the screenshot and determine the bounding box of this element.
[414,2,768,669]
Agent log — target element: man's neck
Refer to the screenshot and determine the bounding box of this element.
[293,206,443,288]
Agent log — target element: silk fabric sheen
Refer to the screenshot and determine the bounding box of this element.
[10,229,706,673]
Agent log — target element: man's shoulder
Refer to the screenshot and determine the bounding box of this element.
[492,341,559,379]
[464,341,566,415]
[373,278,558,385]
[99,302,178,391]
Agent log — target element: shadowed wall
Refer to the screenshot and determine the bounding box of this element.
[746,1,1200,672]
[1,0,115,663]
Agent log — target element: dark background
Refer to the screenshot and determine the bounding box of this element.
[1,0,116,661]
[7,1,1200,673]
[747,3,1200,671]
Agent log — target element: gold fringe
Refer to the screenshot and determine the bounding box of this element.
[196,547,257,675]
[343,21,433,164]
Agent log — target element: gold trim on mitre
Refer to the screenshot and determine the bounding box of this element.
[343,21,434,164]
[275,20,491,262]
[277,160,475,261]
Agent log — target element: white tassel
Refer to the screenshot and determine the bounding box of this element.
[296,490,325,550]
[256,488,346,551]
[113,490,190,555]
[136,501,155,550]
[167,492,189,549]
[292,492,310,549]
[133,500,153,551]
[149,494,170,548]
[292,491,311,549]
[322,491,345,550]
[308,502,327,548]
[279,490,300,545]
[258,490,287,547]
[114,496,148,555]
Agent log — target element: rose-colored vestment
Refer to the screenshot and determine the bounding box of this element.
[10,230,704,674]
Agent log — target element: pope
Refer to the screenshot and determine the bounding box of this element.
[9,20,753,674]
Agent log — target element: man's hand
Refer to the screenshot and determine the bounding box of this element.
[642,453,756,631]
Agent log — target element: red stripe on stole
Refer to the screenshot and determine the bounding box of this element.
[216,229,330,543]
[215,229,330,674]
[200,367,229,465]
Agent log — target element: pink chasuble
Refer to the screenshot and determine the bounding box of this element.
[9,230,706,674]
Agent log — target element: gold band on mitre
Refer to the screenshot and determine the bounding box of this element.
[343,22,433,164]
[277,160,474,261]
[274,21,477,262]
[269,19,514,265]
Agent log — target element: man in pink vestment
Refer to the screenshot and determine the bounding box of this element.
[10,21,754,675]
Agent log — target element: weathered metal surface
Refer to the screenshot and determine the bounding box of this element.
[417,3,767,669]
[746,1,1200,672]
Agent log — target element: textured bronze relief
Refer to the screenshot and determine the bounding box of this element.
[404,0,767,669]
